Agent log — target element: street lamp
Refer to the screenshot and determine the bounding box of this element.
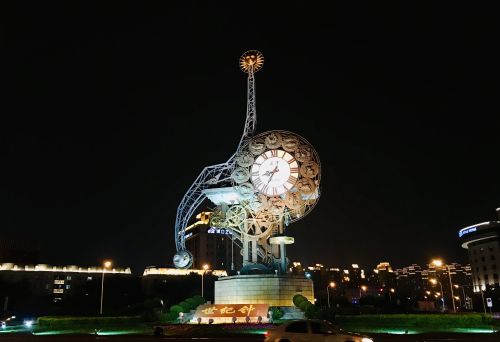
[201,264,209,299]
[430,278,444,312]
[359,285,367,300]
[100,260,112,315]
[327,282,336,308]
[431,259,456,313]
[388,288,395,304]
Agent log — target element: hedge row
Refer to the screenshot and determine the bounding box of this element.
[37,316,141,327]
[169,295,205,315]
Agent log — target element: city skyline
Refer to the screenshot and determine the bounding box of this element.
[4,2,500,272]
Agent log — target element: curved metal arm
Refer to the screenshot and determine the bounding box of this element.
[174,67,257,253]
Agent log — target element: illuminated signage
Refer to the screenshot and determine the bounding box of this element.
[194,304,269,318]
[458,226,477,237]
[207,228,232,235]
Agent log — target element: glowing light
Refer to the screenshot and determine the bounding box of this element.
[362,338,374,342]
[143,267,227,277]
[103,260,112,269]
[24,320,33,328]
[458,222,490,237]
[431,259,443,267]
[0,263,131,274]
[430,278,437,285]
[329,282,336,288]
[361,285,367,291]
[203,264,210,271]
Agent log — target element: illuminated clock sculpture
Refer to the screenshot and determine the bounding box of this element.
[173,51,321,274]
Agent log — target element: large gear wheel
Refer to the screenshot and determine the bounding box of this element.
[225,205,247,227]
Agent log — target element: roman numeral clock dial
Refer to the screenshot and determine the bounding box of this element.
[250,149,299,197]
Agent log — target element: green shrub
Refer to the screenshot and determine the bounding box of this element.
[178,301,192,312]
[293,294,307,307]
[299,300,312,312]
[186,298,198,308]
[305,304,318,319]
[270,307,284,320]
[169,305,184,315]
[192,295,205,305]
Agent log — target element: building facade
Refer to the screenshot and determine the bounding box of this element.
[459,210,500,292]
[185,212,241,272]
[0,263,133,316]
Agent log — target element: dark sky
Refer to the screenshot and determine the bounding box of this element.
[4,2,499,274]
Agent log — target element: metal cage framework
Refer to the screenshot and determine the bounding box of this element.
[173,55,260,258]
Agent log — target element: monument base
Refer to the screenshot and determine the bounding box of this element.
[214,274,314,307]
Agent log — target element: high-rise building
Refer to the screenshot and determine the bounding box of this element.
[458,209,500,292]
[185,212,241,272]
[372,262,396,288]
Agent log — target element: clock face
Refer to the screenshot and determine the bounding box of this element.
[250,149,299,196]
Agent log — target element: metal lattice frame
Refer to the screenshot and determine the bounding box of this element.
[174,64,258,253]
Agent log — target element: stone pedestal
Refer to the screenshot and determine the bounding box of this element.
[214,274,314,306]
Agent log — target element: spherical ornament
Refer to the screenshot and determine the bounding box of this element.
[236,150,254,167]
[295,145,312,162]
[235,182,255,199]
[284,191,304,210]
[248,138,266,155]
[231,167,250,184]
[265,132,283,149]
[281,135,299,152]
[295,178,317,195]
[268,197,286,216]
[300,161,320,178]
[173,250,193,269]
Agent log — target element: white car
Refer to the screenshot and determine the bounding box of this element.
[264,319,373,342]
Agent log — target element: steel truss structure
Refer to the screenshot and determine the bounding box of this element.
[173,52,262,267]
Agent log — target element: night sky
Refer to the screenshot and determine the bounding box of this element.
[4,2,499,273]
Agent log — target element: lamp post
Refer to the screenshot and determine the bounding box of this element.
[100,260,112,315]
[480,285,487,314]
[388,288,395,304]
[359,285,367,302]
[432,259,456,313]
[327,282,335,308]
[430,278,444,311]
[201,264,209,299]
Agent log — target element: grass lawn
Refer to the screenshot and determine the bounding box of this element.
[8,313,496,336]
[335,313,499,334]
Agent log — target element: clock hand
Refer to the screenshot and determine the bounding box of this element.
[266,172,275,185]
[266,167,279,185]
